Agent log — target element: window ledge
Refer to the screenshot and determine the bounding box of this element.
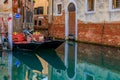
[85,11,96,14]
[109,8,120,12]
[56,13,62,16]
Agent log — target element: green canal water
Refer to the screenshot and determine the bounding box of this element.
[0,41,120,80]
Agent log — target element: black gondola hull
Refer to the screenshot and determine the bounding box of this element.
[13,40,64,50]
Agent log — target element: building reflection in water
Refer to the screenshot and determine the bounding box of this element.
[0,51,9,80]
[0,45,66,80]
[65,41,77,80]
[1,41,120,80]
[52,41,120,80]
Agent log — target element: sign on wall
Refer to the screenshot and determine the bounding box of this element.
[15,13,20,19]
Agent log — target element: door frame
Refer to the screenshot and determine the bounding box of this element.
[65,0,78,40]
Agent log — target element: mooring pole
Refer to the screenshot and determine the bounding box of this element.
[8,14,13,50]
[8,13,13,80]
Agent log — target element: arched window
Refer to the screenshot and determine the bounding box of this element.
[68,3,76,12]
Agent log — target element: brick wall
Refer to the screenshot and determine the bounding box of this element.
[48,11,65,39]
[48,11,120,47]
[78,22,120,47]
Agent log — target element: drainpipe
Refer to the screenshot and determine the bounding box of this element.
[24,0,26,28]
[52,0,54,39]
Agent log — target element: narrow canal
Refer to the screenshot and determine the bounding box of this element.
[0,41,120,80]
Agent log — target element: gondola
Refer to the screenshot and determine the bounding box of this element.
[13,40,64,50]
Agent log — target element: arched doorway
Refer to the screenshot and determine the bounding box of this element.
[68,3,76,39]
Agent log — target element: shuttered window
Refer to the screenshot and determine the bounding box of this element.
[112,0,120,9]
[56,3,62,15]
[87,0,94,11]
[37,7,44,14]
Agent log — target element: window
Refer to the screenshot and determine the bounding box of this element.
[109,0,120,11]
[87,0,94,11]
[34,8,38,14]
[56,3,62,15]
[26,11,33,23]
[86,0,95,13]
[112,0,120,9]
[39,20,42,26]
[34,20,37,25]
[37,7,44,14]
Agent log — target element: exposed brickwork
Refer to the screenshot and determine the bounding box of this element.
[34,15,49,36]
[103,23,120,46]
[54,11,65,25]
[78,22,120,47]
[48,10,120,47]
[53,24,65,39]
[48,11,65,39]
[34,15,48,30]
[78,23,102,43]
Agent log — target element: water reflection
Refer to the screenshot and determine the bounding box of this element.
[64,41,77,80]
[36,49,66,71]
[0,51,9,80]
[0,41,120,80]
[53,41,120,80]
[13,49,43,72]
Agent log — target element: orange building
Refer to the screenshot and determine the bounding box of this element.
[33,0,49,36]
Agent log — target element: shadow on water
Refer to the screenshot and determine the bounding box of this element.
[12,48,66,80]
[35,49,66,71]
[1,41,120,80]
[13,49,43,72]
[13,48,66,72]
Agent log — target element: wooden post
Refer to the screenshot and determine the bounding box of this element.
[8,13,13,50]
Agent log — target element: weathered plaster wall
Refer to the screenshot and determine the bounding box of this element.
[76,0,120,23]
[49,0,120,23]
[48,0,120,47]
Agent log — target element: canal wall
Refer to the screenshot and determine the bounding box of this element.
[48,11,120,47]
[48,0,120,47]
[78,22,120,47]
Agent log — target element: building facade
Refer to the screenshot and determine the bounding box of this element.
[48,0,120,47]
[34,0,49,36]
[12,0,34,32]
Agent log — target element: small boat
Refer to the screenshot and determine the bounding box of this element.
[13,40,64,50]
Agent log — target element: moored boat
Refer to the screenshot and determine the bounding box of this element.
[13,40,64,50]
